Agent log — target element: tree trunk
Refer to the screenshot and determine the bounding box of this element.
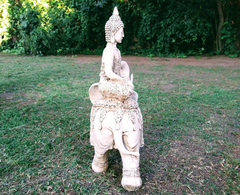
[216,0,224,51]
[215,12,218,51]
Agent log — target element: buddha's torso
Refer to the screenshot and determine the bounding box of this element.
[100,48,122,81]
[99,48,132,102]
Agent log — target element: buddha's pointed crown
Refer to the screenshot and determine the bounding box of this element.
[105,6,124,42]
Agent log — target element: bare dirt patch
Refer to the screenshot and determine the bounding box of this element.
[0,92,38,109]
[1,53,239,69]
[73,55,240,69]
[138,134,230,195]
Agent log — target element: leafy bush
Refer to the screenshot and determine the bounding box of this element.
[221,22,237,55]
[1,0,240,56]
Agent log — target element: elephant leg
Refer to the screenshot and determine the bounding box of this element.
[120,151,142,191]
[92,150,109,173]
[92,126,113,173]
[119,132,142,191]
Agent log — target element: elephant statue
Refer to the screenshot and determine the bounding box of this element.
[89,84,144,191]
[88,6,144,191]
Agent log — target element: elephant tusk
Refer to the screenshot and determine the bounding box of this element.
[113,129,139,157]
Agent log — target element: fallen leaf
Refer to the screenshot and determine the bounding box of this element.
[37,84,44,86]
[47,186,52,191]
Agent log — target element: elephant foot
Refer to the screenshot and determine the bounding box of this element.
[92,151,108,173]
[121,168,142,191]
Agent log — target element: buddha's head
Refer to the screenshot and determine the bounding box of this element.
[105,7,124,43]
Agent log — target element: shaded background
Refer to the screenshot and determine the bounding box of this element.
[0,0,240,56]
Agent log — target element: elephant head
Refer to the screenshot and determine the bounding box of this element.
[89,83,143,157]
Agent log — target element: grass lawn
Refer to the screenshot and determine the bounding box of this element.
[0,54,239,194]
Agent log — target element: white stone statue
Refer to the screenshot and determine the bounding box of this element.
[89,7,144,191]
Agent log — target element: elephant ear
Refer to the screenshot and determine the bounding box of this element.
[89,83,102,104]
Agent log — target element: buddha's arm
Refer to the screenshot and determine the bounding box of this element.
[103,48,123,81]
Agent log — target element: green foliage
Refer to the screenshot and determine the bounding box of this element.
[0,0,10,44]
[228,54,238,58]
[18,3,41,54]
[138,0,213,56]
[0,0,240,56]
[221,22,238,55]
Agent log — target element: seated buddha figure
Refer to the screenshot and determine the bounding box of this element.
[98,7,134,102]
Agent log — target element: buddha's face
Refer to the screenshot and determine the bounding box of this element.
[114,27,124,43]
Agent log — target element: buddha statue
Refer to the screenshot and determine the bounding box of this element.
[98,7,134,102]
